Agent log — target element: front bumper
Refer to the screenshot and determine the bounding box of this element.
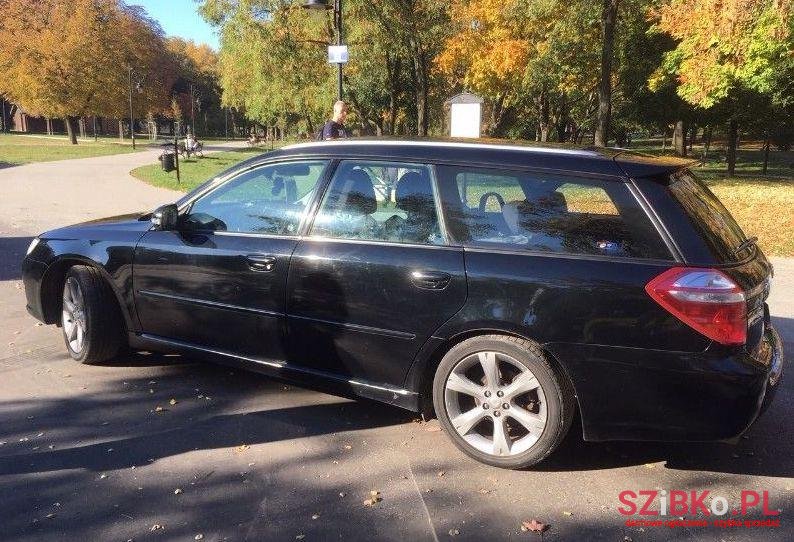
[547,326,784,442]
[21,256,47,323]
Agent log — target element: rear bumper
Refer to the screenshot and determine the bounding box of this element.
[21,256,47,323]
[548,326,784,442]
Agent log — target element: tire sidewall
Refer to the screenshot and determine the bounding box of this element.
[432,336,566,469]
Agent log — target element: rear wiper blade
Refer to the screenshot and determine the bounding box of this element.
[733,236,758,256]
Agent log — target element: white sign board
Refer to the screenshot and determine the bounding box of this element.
[328,45,349,64]
[450,102,481,138]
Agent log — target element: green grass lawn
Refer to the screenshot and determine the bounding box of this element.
[0,133,142,165]
[129,147,267,190]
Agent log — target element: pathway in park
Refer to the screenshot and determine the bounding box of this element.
[0,140,246,235]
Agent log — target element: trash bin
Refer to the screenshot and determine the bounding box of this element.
[161,152,175,172]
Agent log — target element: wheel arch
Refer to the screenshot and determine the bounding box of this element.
[40,256,131,331]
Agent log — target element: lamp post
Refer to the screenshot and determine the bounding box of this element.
[302,0,344,100]
[128,66,144,149]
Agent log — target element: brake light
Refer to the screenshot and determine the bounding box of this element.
[645,267,746,345]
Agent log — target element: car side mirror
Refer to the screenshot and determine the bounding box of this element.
[151,204,179,231]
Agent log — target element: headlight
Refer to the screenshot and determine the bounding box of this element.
[26,238,40,256]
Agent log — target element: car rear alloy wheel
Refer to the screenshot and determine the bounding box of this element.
[433,335,574,468]
[444,351,547,457]
[62,277,86,355]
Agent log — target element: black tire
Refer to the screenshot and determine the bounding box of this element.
[432,335,575,469]
[61,265,125,364]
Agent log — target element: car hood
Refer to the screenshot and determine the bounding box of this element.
[41,212,153,239]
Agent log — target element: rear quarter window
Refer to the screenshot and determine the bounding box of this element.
[666,169,749,263]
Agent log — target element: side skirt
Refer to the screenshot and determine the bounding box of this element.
[128,332,420,411]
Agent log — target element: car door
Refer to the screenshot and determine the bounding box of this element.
[133,160,330,361]
[285,159,467,389]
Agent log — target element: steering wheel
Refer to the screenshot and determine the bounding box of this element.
[479,191,506,213]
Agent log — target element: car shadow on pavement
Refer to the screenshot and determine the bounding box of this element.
[0,235,34,280]
[0,361,413,478]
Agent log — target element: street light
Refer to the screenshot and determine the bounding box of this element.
[128,66,144,149]
[302,0,344,100]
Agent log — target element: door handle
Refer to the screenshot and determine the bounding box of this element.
[246,254,277,272]
[410,270,452,290]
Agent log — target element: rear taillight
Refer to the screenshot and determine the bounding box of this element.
[645,267,746,345]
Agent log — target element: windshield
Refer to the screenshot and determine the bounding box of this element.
[666,169,751,263]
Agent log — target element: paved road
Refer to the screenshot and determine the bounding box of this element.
[0,151,791,541]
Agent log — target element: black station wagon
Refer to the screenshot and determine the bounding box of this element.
[22,139,784,468]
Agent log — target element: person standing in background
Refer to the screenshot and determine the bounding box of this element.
[318,100,349,140]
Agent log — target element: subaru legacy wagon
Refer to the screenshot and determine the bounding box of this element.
[22,139,784,468]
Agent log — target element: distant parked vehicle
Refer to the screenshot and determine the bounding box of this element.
[21,138,784,469]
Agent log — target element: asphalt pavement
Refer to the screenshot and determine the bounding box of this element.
[0,149,791,542]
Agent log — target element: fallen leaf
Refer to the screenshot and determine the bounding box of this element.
[563,511,573,516]
[154,406,164,412]
[45,513,56,519]
[150,524,164,531]
[295,535,305,540]
[311,514,320,520]
[194,535,204,541]
[521,519,547,533]
[370,490,380,497]
[643,463,655,469]
[343,445,352,450]
[169,399,177,406]
[339,492,346,497]
[99,473,108,479]
[449,528,460,536]
[438,471,445,477]
[174,488,183,495]
[235,444,250,453]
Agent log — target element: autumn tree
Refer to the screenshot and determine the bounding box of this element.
[0,0,173,144]
[651,0,793,173]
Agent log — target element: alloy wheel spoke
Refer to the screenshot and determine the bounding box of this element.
[75,324,84,351]
[508,405,546,435]
[71,281,83,309]
[63,298,76,314]
[451,407,486,435]
[447,372,484,398]
[502,371,539,401]
[492,417,511,456]
[478,352,500,389]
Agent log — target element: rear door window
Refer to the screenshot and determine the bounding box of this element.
[436,165,672,260]
[666,169,750,262]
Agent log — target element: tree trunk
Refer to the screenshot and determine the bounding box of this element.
[118,120,124,141]
[674,120,686,156]
[726,119,738,176]
[661,128,667,151]
[594,0,619,147]
[64,116,78,145]
[762,137,770,174]
[701,125,712,164]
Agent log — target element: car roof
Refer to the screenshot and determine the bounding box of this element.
[254,138,689,179]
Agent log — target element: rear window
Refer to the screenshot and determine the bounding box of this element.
[667,169,750,262]
[436,165,672,260]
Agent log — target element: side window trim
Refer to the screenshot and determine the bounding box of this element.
[625,178,684,262]
[298,159,340,237]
